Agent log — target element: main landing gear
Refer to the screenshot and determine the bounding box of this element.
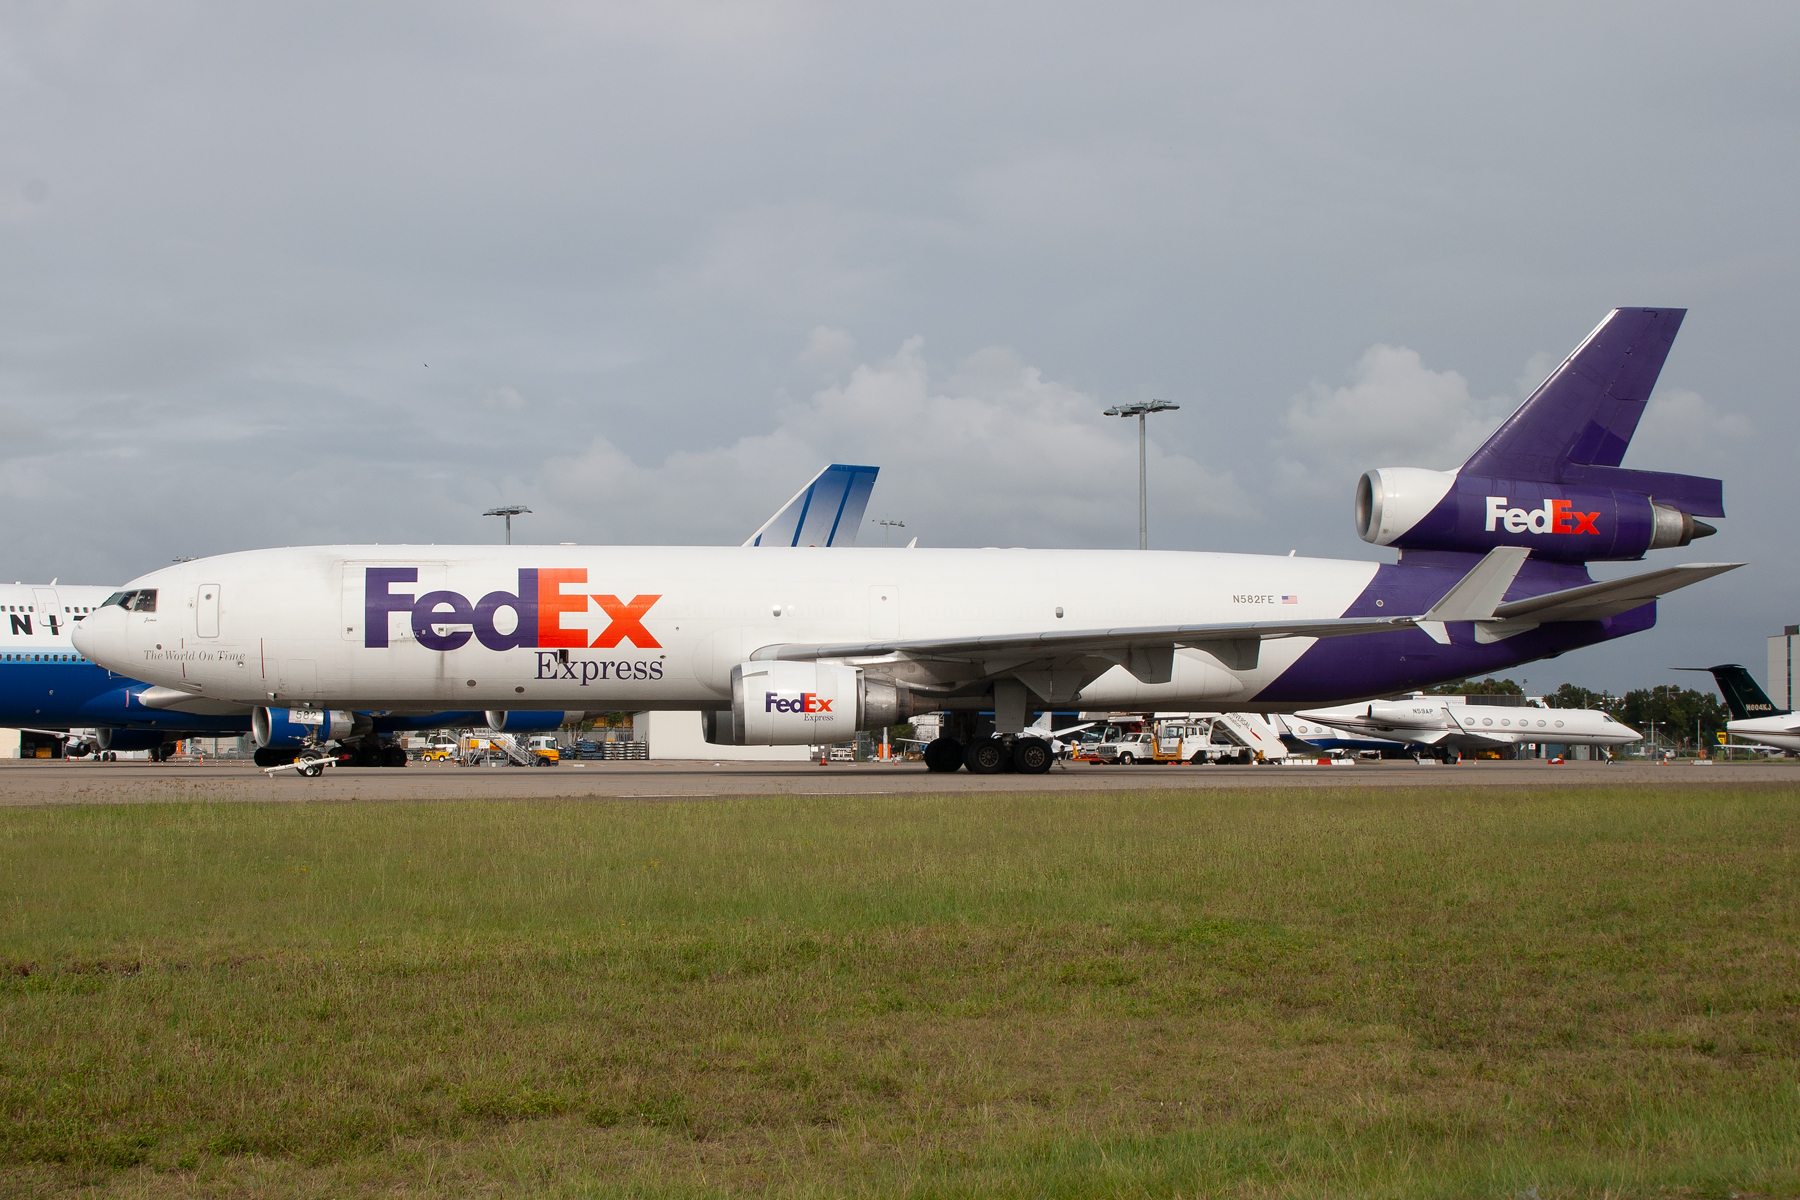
[252,742,410,769]
[923,735,1055,776]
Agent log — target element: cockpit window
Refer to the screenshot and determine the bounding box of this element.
[103,592,131,609]
[130,590,157,613]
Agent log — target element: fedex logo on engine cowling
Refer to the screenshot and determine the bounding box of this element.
[766,691,833,715]
[363,567,660,651]
[1484,497,1600,536]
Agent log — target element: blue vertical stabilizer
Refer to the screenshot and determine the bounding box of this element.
[744,464,880,547]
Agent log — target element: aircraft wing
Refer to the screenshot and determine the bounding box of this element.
[749,546,1634,685]
[749,614,1417,675]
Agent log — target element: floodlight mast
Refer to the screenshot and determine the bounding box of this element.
[483,505,531,545]
[1101,399,1180,549]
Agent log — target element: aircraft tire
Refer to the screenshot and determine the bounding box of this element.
[963,737,1006,775]
[923,737,964,773]
[1012,737,1053,775]
[382,745,409,768]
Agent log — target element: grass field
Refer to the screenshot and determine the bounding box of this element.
[1,784,1796,1198]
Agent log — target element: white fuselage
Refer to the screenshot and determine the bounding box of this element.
[74,545,1386,713]
[1725,716,1800,753]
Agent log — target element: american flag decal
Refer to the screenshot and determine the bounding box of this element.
[1281,594,1298,604]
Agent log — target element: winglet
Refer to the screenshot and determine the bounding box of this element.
[743,464,879,547]
[1414,546,1531,643]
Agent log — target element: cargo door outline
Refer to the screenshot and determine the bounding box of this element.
[197,585,220,638]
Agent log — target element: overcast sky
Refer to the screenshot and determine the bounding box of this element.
[3,2,1795,691]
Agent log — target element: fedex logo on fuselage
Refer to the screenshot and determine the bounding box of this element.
[1484,497,1600,536]
[766,691,833,715]
[363,567,660,652]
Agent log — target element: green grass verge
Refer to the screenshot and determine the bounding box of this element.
[1,784,1796,1197]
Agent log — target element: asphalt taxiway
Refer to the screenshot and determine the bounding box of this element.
[0,755,1793,806]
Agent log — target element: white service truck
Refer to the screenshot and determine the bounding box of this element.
[1093,717,1260,764]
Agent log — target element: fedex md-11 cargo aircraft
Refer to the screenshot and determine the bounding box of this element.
[76,308,1741,775]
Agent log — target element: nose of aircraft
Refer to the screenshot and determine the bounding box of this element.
[72,605,125,669]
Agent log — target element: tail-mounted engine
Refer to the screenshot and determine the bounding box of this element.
[1362,699,1448,729]
[702,661,914,746]
[1355,467,1718,562]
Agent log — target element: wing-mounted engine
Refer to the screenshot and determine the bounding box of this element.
[253,706,368,748]
[484,710,585,733]
[702,661,914,746]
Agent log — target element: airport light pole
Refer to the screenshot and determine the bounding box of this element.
[1102,400,1179,549]
[875,519,906,547]
[483,505,531,545]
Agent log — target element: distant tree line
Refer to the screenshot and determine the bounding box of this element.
[1425,676,1730,750]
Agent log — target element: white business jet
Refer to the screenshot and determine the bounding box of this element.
[1291,696,1641,762]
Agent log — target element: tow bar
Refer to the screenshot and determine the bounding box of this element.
[263,752,346,779]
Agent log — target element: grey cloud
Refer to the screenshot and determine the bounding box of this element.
[538,337,1249,549]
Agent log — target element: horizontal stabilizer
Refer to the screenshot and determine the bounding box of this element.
[1491,562,1741,624]
[744,464,879,548]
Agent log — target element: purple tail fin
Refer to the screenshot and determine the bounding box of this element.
[1466,308,1681,477]
[1460,308,1720,516]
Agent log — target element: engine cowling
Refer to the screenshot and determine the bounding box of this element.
[708,662,913,746]
[252,706,364,748]
[1364,700,1449,729]
[1356,468,1716,562]
[96,728,173,752]
[483,710,584,733]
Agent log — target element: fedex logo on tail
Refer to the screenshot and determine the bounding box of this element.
[364,568,661,651]
[766,691,833,715]
[1484,497,1600,536]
